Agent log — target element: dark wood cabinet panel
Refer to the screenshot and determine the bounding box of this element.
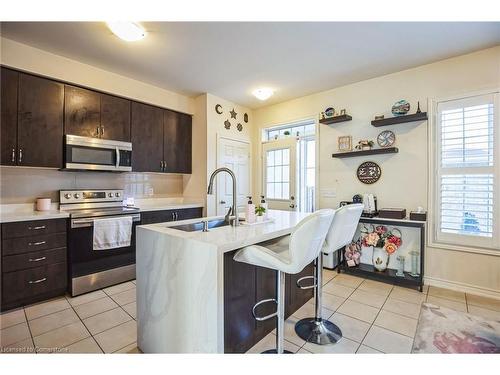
[175,207,202,221]
[224,251,257,353]
[1,67,18,166]
[2,218,67,239]
[64,85,100,138]
[2,262,67,305]
[101,93,131,141]
[131,102,164,172]
[2,233,67,256]
[18,74,64,168]
[286,263,314,318]
[140,207,202,225]
[3,247,66,273]
[255,267,277,338]
[163,110,192,174]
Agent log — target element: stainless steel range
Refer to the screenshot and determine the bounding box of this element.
[60,189,140,296]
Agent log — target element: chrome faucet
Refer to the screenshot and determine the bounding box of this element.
[207,167,239,226]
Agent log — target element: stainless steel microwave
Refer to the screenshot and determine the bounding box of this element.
[63,135,132,172]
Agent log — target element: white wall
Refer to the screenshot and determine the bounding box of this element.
[253,46,500,297]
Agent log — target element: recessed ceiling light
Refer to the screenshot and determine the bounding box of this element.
[252,88,274,101]
[107,22,146,42]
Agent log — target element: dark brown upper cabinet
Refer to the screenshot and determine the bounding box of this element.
[17,73,64,168]
[163,110,192,174]
[1,67,18,166]
[64,85,131,141]
[64,85,101,138]
[131,102,164,172]
[100,94,131,142]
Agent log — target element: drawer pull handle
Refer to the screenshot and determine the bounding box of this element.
[28,256,46,262]
[29,225,46,230]
[29,241,46,246]
[28,277,47,284]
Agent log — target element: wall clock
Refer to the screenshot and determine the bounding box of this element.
[377,130,395,148]
[215,104,223,114]
[357,161,381,184]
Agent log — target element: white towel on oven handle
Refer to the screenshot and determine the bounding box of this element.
[93,216,133,251]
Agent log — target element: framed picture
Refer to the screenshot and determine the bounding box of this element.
[338,135,352,151]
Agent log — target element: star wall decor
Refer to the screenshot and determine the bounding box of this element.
[230,108,237,119]
[224,119,231,129]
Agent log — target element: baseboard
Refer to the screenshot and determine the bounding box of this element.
[424,276,500,301]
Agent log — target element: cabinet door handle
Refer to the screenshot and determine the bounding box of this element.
[28,277,47,284]
[11,148,16,163]
[101,125,104,137]
[28,225,46,230]
[160,161,164,171]
[18,148,23,163]
[95,126,100,137]
[163,161,167,171]
[28,256,46,262]
[29,241,46,246]
[171,212,175,220]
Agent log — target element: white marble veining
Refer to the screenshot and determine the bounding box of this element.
[136,209,310,353]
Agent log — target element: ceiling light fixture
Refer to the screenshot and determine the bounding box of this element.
[107,22,146,42]
[252,88,274,101]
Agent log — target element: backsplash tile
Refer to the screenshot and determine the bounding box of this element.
[0,167,183,204]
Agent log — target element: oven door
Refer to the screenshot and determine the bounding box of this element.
[64,134,132,172]
[67,214,140,293]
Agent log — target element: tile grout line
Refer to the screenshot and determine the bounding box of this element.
[22,307,36,353]
[66,300,105,354]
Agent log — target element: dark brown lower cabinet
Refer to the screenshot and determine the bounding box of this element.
[224,250,314,353]
[140,207,203,225]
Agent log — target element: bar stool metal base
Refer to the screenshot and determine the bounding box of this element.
[295,318,342,345]
[261,349,294,354]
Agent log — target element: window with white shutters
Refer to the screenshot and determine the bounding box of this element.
[435,92,499,250]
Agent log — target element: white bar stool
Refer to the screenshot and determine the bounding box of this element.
[233,209,335,354]
[294,204,363,345]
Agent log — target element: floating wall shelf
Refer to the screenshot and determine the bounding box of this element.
[371,112,428,127]
[332,147,399,158]
[319,114,352,125]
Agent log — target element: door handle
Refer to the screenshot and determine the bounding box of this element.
[11,148,15,163]
[160,161,164,171]
[220,200,226,204]
[18,148,23,163]
[28,277,47,284]
[289,204,295,208]
[101,125,104,137]
[116,147,120,168]
[28,241,46,246]
[174,212,178,220]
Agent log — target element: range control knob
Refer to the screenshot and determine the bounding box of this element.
[74,193,80,199]
[108,192,114,198]
[115,192,121,197]
[64,193,72,199]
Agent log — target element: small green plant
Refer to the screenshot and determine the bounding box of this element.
[255,205,266,216]
[283,130,291,136]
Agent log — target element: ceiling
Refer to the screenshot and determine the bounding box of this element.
[1,22,499,108]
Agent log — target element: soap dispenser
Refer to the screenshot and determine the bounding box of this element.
[260,195,268,219]
[246,196,256,224]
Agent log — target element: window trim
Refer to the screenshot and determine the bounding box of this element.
[428,89,500,256]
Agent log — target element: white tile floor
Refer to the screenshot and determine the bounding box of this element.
[1,270,499,354]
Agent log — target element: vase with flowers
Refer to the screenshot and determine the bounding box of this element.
[361,224,402,271]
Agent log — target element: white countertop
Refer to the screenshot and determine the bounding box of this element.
[139,209,310,253]
[0,198,205,223]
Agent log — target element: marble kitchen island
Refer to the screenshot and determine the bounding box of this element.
[136,209,312,353]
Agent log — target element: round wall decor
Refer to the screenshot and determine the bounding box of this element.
[377,130,395,147]
[357,161,381,184]
[215,104,223,114]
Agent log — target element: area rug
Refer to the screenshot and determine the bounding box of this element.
[412,303,500,353]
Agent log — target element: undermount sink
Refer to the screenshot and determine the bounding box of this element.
[169,219,230,232]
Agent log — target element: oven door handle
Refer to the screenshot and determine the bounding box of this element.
[71,214,141,228]
[116,147,120,169]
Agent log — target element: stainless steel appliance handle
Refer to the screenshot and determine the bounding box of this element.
[116,147,120,168]
[71,214,141,228]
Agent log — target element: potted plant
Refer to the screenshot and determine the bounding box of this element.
[355,140,374,151]
[255,205,266,222]
[360,225,402,271]
[283,130,291,137]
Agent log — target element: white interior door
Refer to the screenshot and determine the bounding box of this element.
[262,138,298,211]
[217,137,251,216]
